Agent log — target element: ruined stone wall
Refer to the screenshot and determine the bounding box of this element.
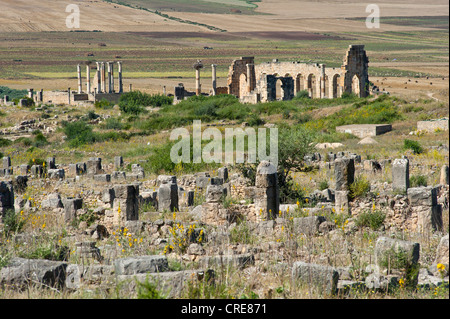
[341,45,370,98]
[227,44,369,102]
[227,57,256,97]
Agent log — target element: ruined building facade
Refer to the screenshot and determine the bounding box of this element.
[227,45,369,103]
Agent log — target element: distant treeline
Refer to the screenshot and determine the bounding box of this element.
[0,86,28,100]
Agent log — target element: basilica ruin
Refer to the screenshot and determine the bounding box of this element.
[227,45,370,103]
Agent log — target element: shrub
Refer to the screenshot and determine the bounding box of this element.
[32,132,49,148]
[349,176,371,199]
[103,117,124,130]
[95,98,114,109]
[295,90,310,99]
[410,175,427,187]
[355,209,386,230]
[403,139,424,154]
[319,180,329,191]
[119,91,173,115]
[0,138,12,147]
[2,209,26,238]
[63,121,97,147]
[136,277,165,299]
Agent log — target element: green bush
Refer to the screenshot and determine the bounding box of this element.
[95,98,114,109]
[119,91,173,115]
[403,139,424,154]
[295,90,310,99]
[410,175,427,187]
[63,121,98,147]
[319,180,329,191]
[355,209,386,230]
[2,209,26,238]
[0,138,12,147]
[32,132,49,148]
[349,176,371,199]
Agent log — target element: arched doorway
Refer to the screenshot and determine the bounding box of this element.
[239,73,248,97]
[295,74,303,94]
[352,74,360,97]
[276,78,283,101]
[332,74,341,98]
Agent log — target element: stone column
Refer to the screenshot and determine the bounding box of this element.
[114,156,124,170]
[255,161,279,220]
[320,64,326,99]
[95,62,101,93]
[111,62,115,93]
[86,65,91,94]
[246,63,253,93]
[392,157,410,193]
[211,64,217,96]
[334,157,354,214]
[118,61,123,93]
[158,178,179,213]
[68,88,71,105]
[196,68,201,96]
[112,184,139,226]
[440,165,449,185]
[334,157,355,191]
[408,187,442,233]
[194,60,203,96]
[107,62,112,94]
[101,62,106,93]
[77,64,82,93]
[27,89,34,99]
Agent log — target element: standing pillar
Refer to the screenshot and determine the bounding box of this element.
[255,161,279,221]
[246,63,253,93]
[68,88,71,105]
[107,62,112,93]
[196,68,201,96]
[101,62,106,93]
[320,64,326,99]
[96,62,101,93]
[111,62,115,93]
[393,157,410,193]
[211,64,217,96]
[193,60,203,96]
[86,65,91,94]
[117,61,123,93]
[77,64,82,93]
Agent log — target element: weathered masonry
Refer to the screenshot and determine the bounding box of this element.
[227,45,369,103]
[31,61,125,106]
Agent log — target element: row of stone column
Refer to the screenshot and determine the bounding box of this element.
[77,62,123,94]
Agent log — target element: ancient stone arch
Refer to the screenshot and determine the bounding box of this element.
[352,74,361,97]
[331,74,341,98]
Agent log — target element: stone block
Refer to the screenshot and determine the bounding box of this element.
[374,237,420,273]
[292,262,339,294]
[62,197,83,223]
[114,255,169,276]
[158,183,178,212]
[293,216,326,236]
[334,157,355,191]
[392,158,409,192]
